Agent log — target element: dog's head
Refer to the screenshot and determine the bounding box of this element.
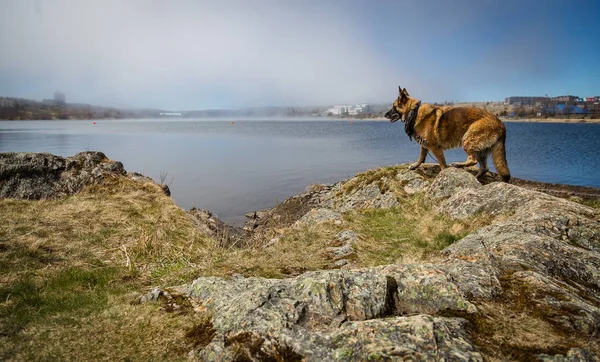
[385,86,419,123]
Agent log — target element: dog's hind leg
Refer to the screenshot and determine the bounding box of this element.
[408,146,428,170]
[428,146,448,169]
[450,154,478,168]
[475,150,490,178]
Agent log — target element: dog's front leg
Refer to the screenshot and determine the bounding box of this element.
[408,146,428,170]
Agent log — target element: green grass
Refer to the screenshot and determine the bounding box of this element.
[0,267,121,335]
[574,198,600,210]
[346,207,466,266]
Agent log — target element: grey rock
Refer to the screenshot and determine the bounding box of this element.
[331,259,349,268]
[160,184,171,196]
[395,169,431,194]
[182,269,484,361]
[293,208,342,227]
[138,287,164,303]
[336,230,358,243]
[128,172,154,183]
[0,151,125,199]
[188,208,248,247]
[334,182,399,212]
[537,348,600,362]
[440,181,556,219]
[324,243,355,260]
[377,263,478,315]
[427,167,481,200]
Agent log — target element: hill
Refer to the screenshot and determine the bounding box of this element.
[1,152,599,360]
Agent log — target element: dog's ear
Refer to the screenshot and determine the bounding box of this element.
[398,86,403,95]
[402,88,410,97]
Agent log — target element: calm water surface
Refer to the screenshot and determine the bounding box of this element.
[1,119,599,224]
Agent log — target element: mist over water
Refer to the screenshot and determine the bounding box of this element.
[1,119,599,225]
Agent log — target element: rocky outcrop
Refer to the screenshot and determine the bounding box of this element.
[188,208,248,247]
[0,151,125,199]
[143,167,600,360]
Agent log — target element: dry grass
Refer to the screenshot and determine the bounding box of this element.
[0,176,216,361]
[201,225,337,278]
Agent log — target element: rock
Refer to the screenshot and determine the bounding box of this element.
[128,171,153,183]
[439,181,556,219]
[0,151,125,199]
[330,259,349,268]
[160,184,171,196]
[334,183,399,212]
[262,238,279,248]
[395,169,430,194]
[427,167,481,200]
[188,208,248,247]
[138,287,164,303]
[537,348,600,362]
[324,243,354,260]
[336,230,358,243]
[292,208,342,228]
[377,264,478,315]
[174,269,485,361]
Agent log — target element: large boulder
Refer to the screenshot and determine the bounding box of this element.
[427,167,481,200]
[0,151,125,199]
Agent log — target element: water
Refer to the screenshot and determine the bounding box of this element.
[1,119,599,224]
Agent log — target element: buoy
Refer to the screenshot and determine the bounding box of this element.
[230,121,234,124]
[92,121,96,124]
[349,121,354,124]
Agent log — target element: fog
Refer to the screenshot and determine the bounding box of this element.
[1,0,597,109]
[0,0,407,109]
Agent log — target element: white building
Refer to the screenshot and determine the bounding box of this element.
[327,104,371,115]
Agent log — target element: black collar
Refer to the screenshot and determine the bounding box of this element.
[404,101,421,141]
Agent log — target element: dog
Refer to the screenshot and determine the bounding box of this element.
[385,86,510,182]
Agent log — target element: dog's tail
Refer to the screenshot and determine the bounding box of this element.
[491,132,511,182]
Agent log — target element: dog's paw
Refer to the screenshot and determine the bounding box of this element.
[408,164,419,170]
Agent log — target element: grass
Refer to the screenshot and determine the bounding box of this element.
[573,197,600,210]
[0,176,216,361]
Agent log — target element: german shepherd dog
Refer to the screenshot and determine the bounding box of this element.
[385,87,510,182]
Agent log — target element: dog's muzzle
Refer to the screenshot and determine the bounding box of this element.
[385,107,402,123]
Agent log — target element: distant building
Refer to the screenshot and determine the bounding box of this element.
[504,96,548,106]
[551,95,578,102]
[53,91,66,104]
[159,112,182,116]
[327,104,371,115]
[0,97,16,107]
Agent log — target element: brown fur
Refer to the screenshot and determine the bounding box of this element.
[385,87,510,182]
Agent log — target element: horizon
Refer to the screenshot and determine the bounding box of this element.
[1,0,599,110]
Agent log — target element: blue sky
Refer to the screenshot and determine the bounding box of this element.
[0,0,599,109]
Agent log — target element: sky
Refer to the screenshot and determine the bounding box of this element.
[0,0,599,110]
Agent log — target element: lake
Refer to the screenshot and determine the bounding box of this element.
[1,119,599,225]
